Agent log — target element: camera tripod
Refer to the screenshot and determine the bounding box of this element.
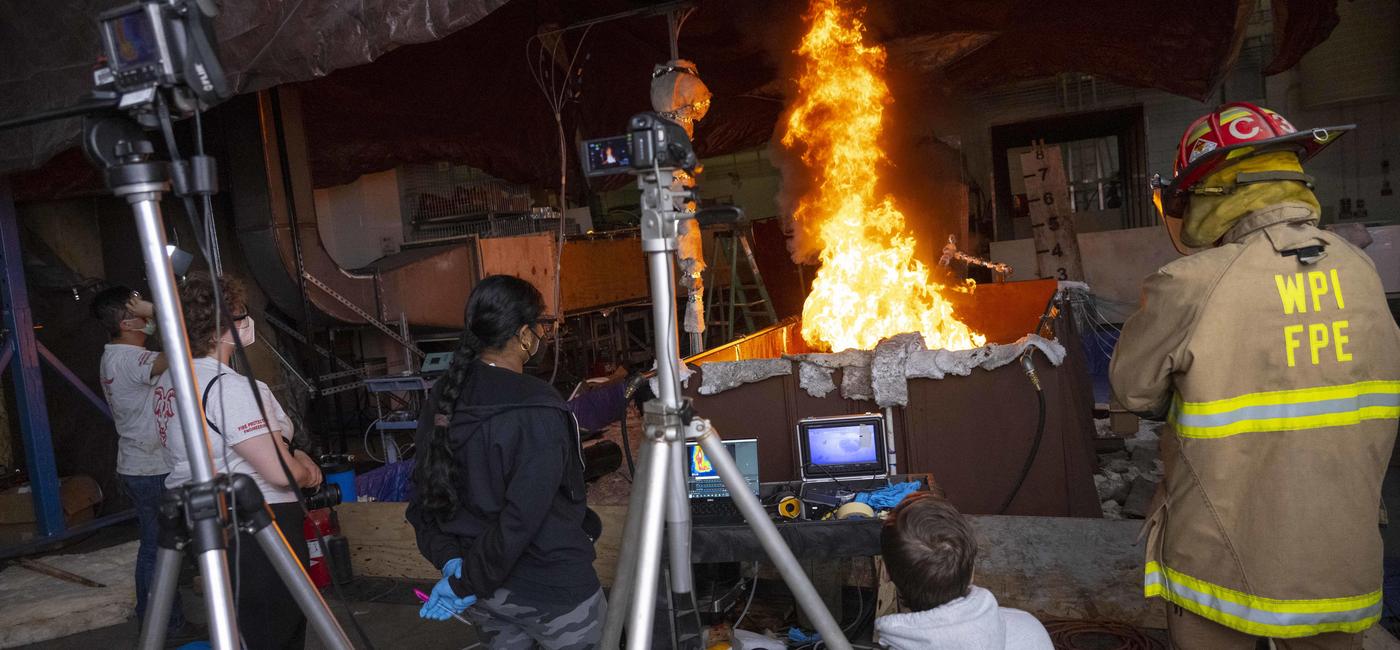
[598,163,850,649]
[82,114,352,650]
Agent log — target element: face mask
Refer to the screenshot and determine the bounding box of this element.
[221,318,256,348]
[140,318,157,337]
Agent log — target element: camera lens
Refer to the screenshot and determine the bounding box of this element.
[302,483,342,510]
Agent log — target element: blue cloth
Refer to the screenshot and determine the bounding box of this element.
[355,459,416,502]
[120,473,185,630]
[854,480,923,510]
[788,627,821,644]
[565,381,627,432]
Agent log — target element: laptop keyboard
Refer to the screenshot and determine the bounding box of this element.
[690,498,744,525]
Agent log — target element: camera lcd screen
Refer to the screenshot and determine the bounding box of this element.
[581,135,633,177]
[807,423,878,466]
[796,414,886,481]
[106,11,162,71]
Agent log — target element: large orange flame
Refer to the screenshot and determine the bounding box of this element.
[781,0,984,353]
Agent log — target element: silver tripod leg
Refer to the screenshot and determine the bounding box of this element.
[139,547,183,648]
[131,194,241,650]
[253,522,354,648]
[694,425,851,650]
[664,437,694,599]
[625,434,674,650]
[599,442,656,647]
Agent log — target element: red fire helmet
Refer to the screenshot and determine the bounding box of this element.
[1152,102,1353,224]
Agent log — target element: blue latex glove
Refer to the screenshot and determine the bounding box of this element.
[420,559,477,621]
[441,558,463,580]
[854,480,923,510]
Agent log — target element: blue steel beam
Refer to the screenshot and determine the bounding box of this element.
[0,178,64,537]
[37,342,113,420]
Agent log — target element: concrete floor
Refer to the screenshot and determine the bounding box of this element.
[18,576,485,650]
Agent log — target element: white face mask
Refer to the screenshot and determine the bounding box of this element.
[140,318,157,337]
[221,317,256,348]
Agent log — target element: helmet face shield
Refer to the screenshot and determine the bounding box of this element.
[1152,182,1192,256]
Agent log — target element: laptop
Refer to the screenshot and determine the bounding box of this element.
[685,438,760,526]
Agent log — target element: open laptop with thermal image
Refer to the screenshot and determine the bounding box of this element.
[796,414,888,482]
[685,438,760,525]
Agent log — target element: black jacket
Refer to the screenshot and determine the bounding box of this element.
[406,362,599,603]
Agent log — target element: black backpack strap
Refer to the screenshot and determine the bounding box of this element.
[202,373,225,438]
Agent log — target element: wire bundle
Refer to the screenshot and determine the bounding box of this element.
[1043,619,1165,650]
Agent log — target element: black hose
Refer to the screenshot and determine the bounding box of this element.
[618,374,645,480]
[618,403,637,481]
[997,353,1047,515]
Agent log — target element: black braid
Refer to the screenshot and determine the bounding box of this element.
[411,276,544,518]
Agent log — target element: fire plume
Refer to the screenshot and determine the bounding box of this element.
[781,0,984,353]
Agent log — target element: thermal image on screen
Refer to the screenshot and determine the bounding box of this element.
[808,424,877,465]
[585,137,631,174]
[690,446,717,478]
[112,14,158,68]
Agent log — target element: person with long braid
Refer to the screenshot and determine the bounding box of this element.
[406,275,605,648]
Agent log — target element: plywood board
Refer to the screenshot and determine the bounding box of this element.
[336,502,436,579]
[477,233,559,317]
[336,501,628,586]
[560,237,649,314]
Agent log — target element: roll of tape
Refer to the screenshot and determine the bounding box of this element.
[777,496,802,519]
[836,501,875,520]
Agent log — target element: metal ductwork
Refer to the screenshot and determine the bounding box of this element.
[225,87,478,333]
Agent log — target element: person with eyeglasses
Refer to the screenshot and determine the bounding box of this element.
[90,286,208,642]
[154,272,322,649]
[407,275,605,648]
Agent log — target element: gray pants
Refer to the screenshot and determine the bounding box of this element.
[467,587,607,649]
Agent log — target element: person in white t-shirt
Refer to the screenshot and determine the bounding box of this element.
[91,285,198,638]
[156,273,322,649]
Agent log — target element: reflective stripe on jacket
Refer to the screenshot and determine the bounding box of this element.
[1110,202,1400,638]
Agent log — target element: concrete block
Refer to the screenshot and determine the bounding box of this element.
[969,515,1162,629]
[1123,477,1158,519]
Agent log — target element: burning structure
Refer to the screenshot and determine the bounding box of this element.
[682,0,1101,518]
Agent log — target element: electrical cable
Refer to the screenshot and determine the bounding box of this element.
[1042,619,1165,650]
[617,405,635,481]
[525,25,593,386]
[996,351,1047,515]
[362,419,385,463]
[734,561,759,630]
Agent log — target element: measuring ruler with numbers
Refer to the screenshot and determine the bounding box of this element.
[1018,141,1085,281]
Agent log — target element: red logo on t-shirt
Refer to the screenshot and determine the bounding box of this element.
[153,386,176,445]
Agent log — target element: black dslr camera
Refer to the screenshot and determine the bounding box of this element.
[301,483,342,511]
[579,112,698,177]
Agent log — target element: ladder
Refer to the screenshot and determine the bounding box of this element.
[702,221,777,347]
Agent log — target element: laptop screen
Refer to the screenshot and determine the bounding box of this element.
[685,439,760,499]
[797,414,887,481]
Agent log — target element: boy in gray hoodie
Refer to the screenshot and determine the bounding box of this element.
[875,494,1052,650]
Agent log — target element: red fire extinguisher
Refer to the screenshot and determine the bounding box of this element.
[304,508,334,588]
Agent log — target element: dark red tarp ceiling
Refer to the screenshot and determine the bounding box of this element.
[2,0,1338,199]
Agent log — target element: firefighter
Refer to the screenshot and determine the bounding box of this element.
[1111,102,1400,648]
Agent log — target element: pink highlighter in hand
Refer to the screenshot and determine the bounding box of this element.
[414,588,474,626]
